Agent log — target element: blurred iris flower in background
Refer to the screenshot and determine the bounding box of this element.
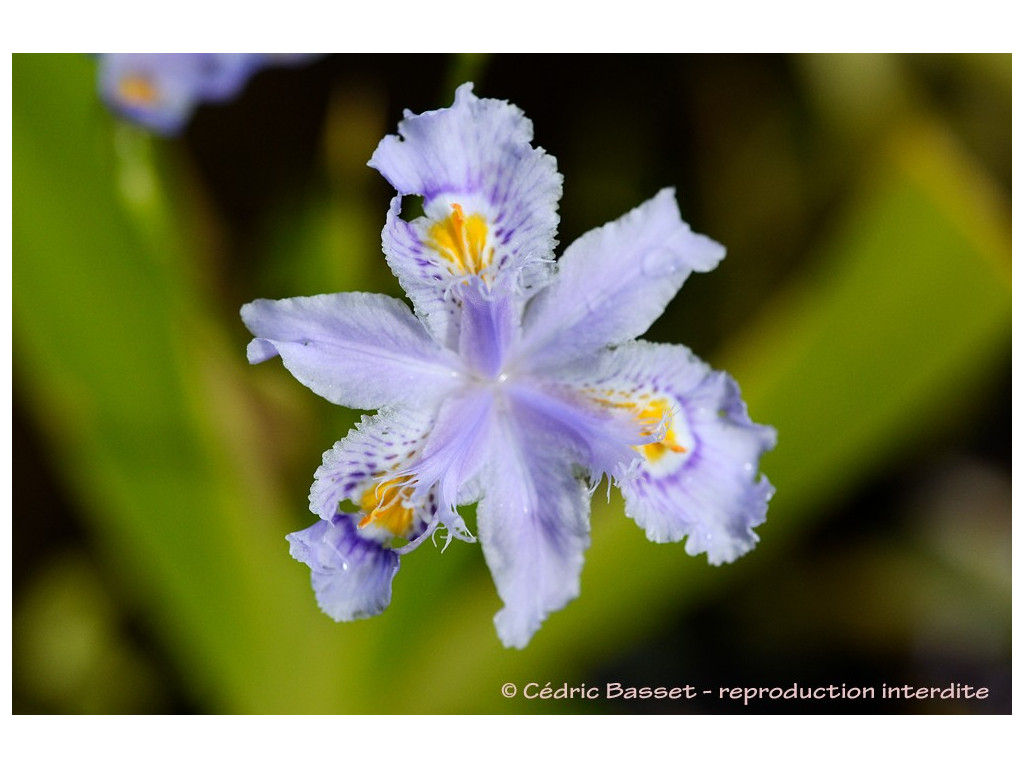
[12,53,1010,714]
[97,53,319,134]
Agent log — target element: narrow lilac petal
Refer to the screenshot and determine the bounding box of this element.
[456,277,520,379]
[403,388,495,523]
[518,189,725,371]
[476,410,591,648]
[309,409,437,544]
[568,342,776,564]
[505,380,643,480]
[287,515,400,621]
[370,83,562,334]
[241,292,462,410]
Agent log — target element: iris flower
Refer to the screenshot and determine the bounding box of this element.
[97,53,318,135]
[242,84,776,648]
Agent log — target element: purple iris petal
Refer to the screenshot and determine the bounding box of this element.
[566,341,777,564]
[309,409,436,529]
[370,84,562,344]
[287,515,400,621]
[475,410,591,649]
[242,292,462,410]
[402,388,495,519]
[505,381,644,479]
[456,276,520,379]
[519,188,725,372]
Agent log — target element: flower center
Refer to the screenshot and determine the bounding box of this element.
[117,74,161,107]
[427,203,494,276]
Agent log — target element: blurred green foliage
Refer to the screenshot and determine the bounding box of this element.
[13,53,1010,713]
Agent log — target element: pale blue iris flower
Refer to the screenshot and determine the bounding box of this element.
[242,84,776,648]
[97,53,317,135]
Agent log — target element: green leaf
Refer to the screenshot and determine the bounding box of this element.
[14,53,355,713]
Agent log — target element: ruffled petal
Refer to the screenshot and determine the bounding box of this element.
[476,403,592,649]
[401,388,495,538]
[241,292,462,410]
[310,409,437,542]
[287,515,400,621]
[370,83,562,344]
[562,341,776,565]
[518,189,725,372]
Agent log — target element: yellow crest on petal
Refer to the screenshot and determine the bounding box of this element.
[427,203,494,276]
[592,391,694,475]
[636,398,689,463]
[358,476,416,537]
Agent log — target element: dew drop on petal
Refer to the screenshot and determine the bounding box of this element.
[640,247,678,278]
